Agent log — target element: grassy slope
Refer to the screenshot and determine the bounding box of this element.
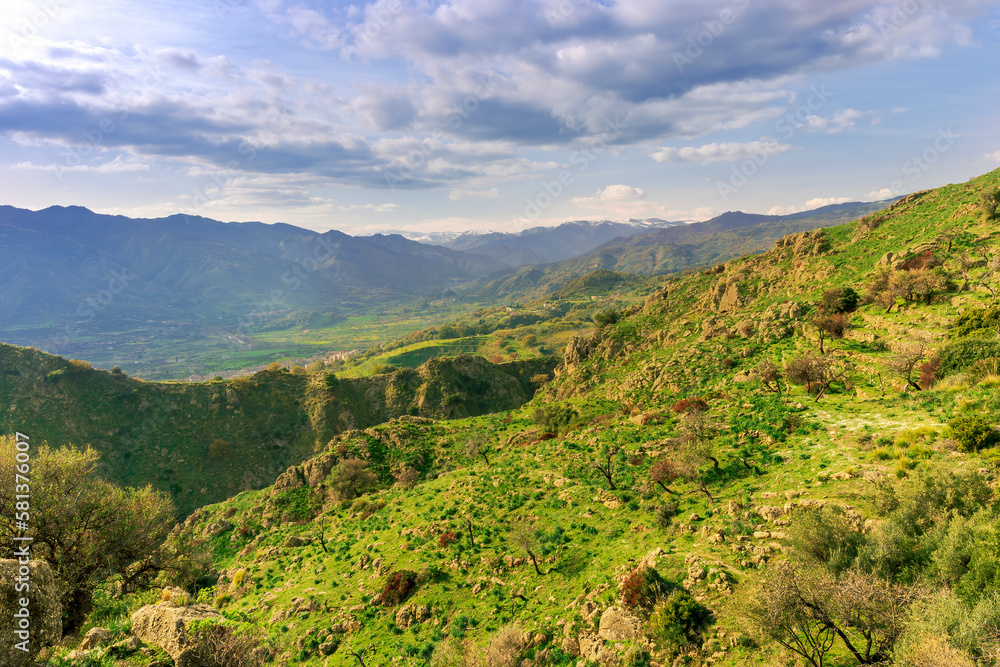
[0,346,556,515]
[43,170,1000,666]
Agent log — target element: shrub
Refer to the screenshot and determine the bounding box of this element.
[438,531,458,548]
[533,404,578,434]
[620,566,672,613]
[951,306,1000,339]
[394,466,420,489]
[937,337,1000,376]
[329,458,378,501]
[323,372,340,391]
[484,625,527,667]
[650,459,680,491]
[380,569,418,606]
[654,502,677,529]
[948,414,998,452]
[918,356,940,389]
[68,359,93,370]
[186,619,272,667]
[648,589,712,649]
[671,397,707,415]
[208,439,230,460]
[979,185,1000,219]
[593,309,621,328]
[820,286,860,314]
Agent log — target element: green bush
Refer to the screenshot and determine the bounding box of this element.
[620,566,672,613]
[323,372,340,391]
[948,413,998,452]
[979,185,1000,219]
[951,307,1000,339]
[648,589,712,649]
[936,337,1000,376]
[533,404,578,434]
[593,309,621,328]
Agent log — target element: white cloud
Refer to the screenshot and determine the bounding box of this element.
[650,140,793,164]
[803,109,867,133]
[449,187,499,200]
[986,151,1000,163]
[594,184,646,201]
[12,155,150,173]
[865,187,897,200]
[766,196,851,215]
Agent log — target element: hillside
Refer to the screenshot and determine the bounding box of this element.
[21,170,1000,667]
[0,344,556,514]
[468,199,897,302]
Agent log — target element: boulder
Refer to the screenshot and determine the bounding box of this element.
[130,602,224,667]
[80,627,111,650]
[597,607,642,642]
[285,535,311,548]
[0,559,62,667]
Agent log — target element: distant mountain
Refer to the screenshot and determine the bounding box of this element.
[393,219,681,268]
[467,199,899,301]
[0,205,505,347]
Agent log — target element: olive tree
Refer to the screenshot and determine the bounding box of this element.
[0,438,177,632]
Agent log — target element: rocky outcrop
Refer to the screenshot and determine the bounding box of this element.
[597,607,642,642]
[0,560,62,667]
[130,601,224,667]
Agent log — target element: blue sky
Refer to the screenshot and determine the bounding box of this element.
[1,0,999,233]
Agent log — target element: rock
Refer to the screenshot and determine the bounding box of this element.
[689,513,702,522]
[285,535,312,548]
[877,251,896,266]
[561,636,580,656]
[0,559,62,667]
[581,600,601,623]
[597,607,642,642]
[107,636,143,655]
[319,639,338,655]
[578,633,603,662]
[130,602,224,667]
[755,505,786,522]
[395,606,415,630]
[203,520,232,537]
[80,627,111,650]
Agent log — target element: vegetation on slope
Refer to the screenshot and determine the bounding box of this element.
[15,170,1000,667]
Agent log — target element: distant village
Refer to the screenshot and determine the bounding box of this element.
[180,348,359,383]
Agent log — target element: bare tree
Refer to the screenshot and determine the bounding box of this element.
[755,358,783,393]
[593,443,621,490]
[886,341,927,392]
[464,435,490,466]
[812,313,849,354]
[510,519,543,575]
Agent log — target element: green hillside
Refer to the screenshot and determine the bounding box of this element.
[468,200,896,303]
[18,170,1000,667]
[0,346,556,515]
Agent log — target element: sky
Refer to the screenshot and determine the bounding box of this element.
[1,0,999,234]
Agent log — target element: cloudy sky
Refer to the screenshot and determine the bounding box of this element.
[1,0,999,233]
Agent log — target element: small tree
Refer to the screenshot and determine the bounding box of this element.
[593,443,622,490]
[812,312,850,354]
[755,358,783,393]
[887,342,927,392]
[329,458,378,501]
[0,440,177,632]
[650,459,680,493]
[463,435,490,466]
[979,185,1000,220]
[510,519,543,575]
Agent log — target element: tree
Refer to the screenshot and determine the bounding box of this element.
[463,435,490,466]
[650,459,681,493]
[593,443,622,490]
[0,439,177,632]
[812,312,849,354]
[510,519,543,575]
[979,185,1000,220]
[730,564,920,666]
[886,341,927,392]
[755,358,783,393]
[329,458,378,501]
